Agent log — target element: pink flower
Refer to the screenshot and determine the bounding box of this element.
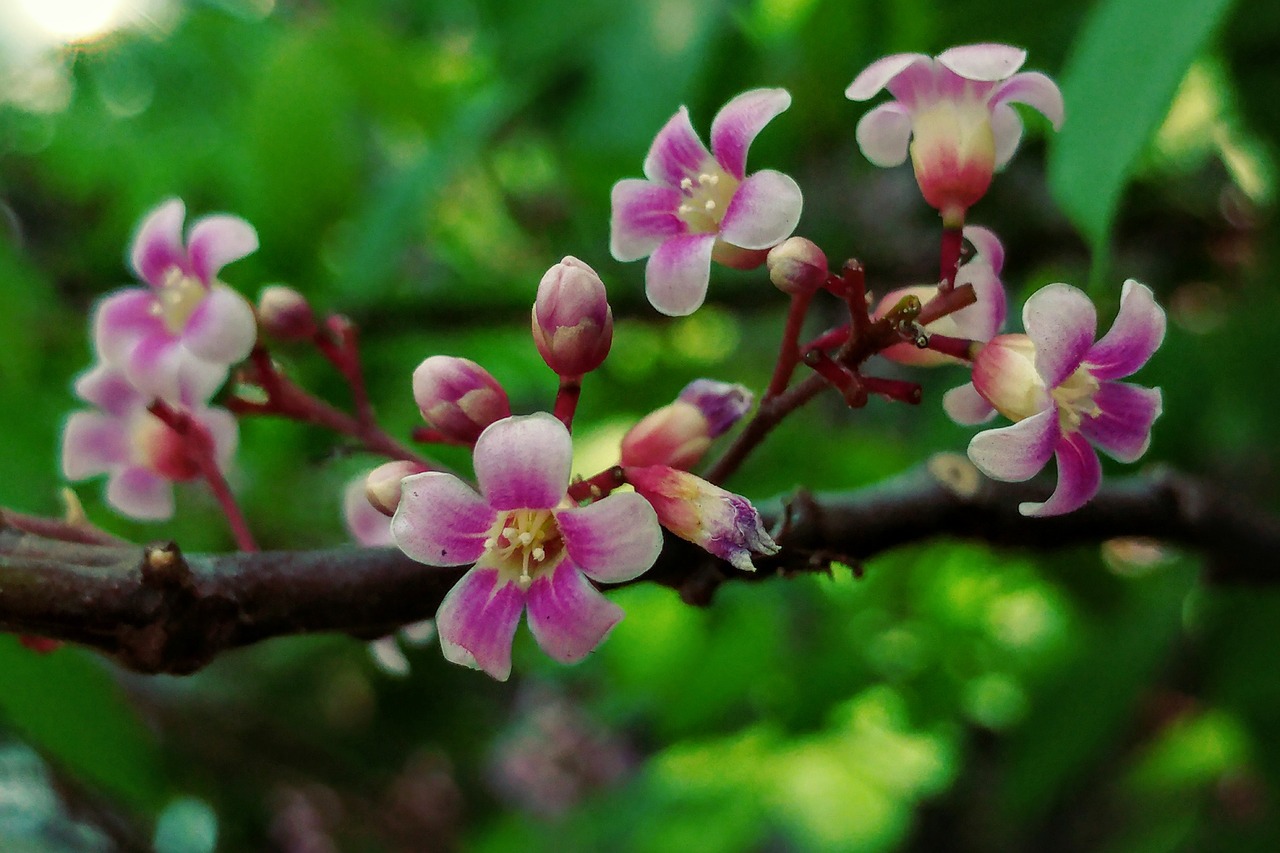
[611,89,804,316]
[61,364,238,520]
[412,356,511,445]
[392,413,663,681]
[875,225,1007,366]
[93,199,259,403]
[846,44,1064,221]
[944,280,1165,517]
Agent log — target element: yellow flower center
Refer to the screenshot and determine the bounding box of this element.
[1051,366,1102,432]
[150,267,208,334]
[675,162,740,234]
[483,508,565,590]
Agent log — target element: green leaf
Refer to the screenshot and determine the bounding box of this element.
[1048,0,1236,285]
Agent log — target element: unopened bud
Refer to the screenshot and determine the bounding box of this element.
[257,285,318,341]
[365,460,430,517]
[531,257,614,378]
[678,379,752,438]
[620,402,710,469]
[767,237,828,295]
[412,356,510,444]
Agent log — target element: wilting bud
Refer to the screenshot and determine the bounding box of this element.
[257,285,318,341]
[531,257,614,378]
[626,465,779,572]
[620,380,753,469]
[412,356,511,444]
[767,237,829,295]
[365,460,431,517]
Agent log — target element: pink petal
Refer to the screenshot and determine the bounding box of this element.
[199,407,240,468]
[473,413,571,512]
[1020,431,1101,517]
[557,491,662,583]
[967,406,1059,482]
[183,284,257,365]
[73,364,143,416]
[344,476,394,547]
[1023,283,1097,389]
[1079,382,1162,463]
[943,383,996,425]
[175,356,232,407]
[435,567,525,681]
[643,106,713,187]
[951,260,1007,342]
[845,53,929,101]
[609,179,684,262]
[990,102,1024,169]
[92,289,161,366]
[963,224,1004,274]
[709,88,791,180]
[994,71,1065,130]
[130,199,187,287]
[718,169,803,251]
[61,412,129,480]
[525,560,624,665]
[1084,280,1166,380]
[645,233,716,316]
[392,472,494,566]
[106,466,174,520]
[124,333,185,402]
[855,102,913,167]
[186,214,258,284]
[937,43,1027,82]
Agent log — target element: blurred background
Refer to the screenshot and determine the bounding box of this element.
[0,0,1277,849]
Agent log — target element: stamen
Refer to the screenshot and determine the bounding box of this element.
[679,177,693,191]
[532,546,545,562]
[704,200,716,211]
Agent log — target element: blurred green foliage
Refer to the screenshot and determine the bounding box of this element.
[1,0,1279,849]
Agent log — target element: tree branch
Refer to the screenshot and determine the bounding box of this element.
[2,458,1275,674]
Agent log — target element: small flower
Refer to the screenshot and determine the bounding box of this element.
[875,225,1007,366]
[625,465,779,572]
[620,379,753,469]
[412,356,511,445]
[767,237,829,295]
[944,280,1165,516]
[392,413,663,681]
[847,44,1064,221]
[531,257,614,378]
[61,364,238,520]
[611,88,804,316]
[93,199,259,402]
[364,460,432,518]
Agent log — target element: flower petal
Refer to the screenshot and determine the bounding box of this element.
[435,567,525,681]
[643,106,713,187]
[845,53,929,100]
[994,71,1065,130]
[345,476,393,547]
[990,102,1024,169]
[644,232,716,316]
[943,382,996,425]
[186,214,258,284]
[199,407,240,468]
[1020,431,1101,517]
[130,199,187,287]
[1023,283,1097,388]
[73,364,143,416]
[967,406,1059,482]
[176,355,233,407]
[718,169,803,251]
[525,560,624,665]
[392,472,494,566]
[710,88,791,180]
[855,102,913,167]
[963,224,1004,273]
[183,284,257,365]
[61,412,128,480]
[609,179,684,262]
[93,289,161,366]
[1079,382,1162,463]
[473,413,571,511]
[937,43,1027,82]
[1084,279,1166,380]
[106,466,174,520]
[557,491,662,583]
[124,334,185,402]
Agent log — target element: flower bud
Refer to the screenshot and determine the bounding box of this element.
[970,333,1050,422]
[257,285,318,341]
[678,379,752,438]
[344,476,393,546]
[767,237,828,295]
[531,257,614,378]
[626,465,779,572]
[620,402,709,469]
[364,460,430,517]
[412,356,511,444]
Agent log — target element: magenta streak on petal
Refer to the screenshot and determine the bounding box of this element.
[93,289,162,366]
[1020,431,1102,517]
[845,52,928,101]
[1078,382,1162,463]
[643,107,713,187]
[74,364,144,416]
[994,71,1065,129]
[125,333,185,402]
[61,412,129,480]
[1084,280,1166,381]
[130,199,188,287]
[183,284,257,365]
[967,406,1059,482]
[855,102,913,167]
[883,58,945,108]
[558,492,662,584]
[525,560,624,664]
[435,567,525,681]
[609,179,685,262]
[1022,284,1097,388]
[709,88,791,180]
[718,169,802,251]
[392,472,494,566]
[473,413,572,512]
[186,214,259,284]
[645,232,716,317]
[943,382,997,425]
[106,465,174,521]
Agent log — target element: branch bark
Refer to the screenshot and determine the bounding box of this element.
[2,458,1275,674]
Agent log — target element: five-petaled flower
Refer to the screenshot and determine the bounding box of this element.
[944,280,1165,517]
[611,88,804,316]
[846,43,1064,223]
[93,198,259,403]
[392,413,663,681]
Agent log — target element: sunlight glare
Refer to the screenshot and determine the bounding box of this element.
[18,0,126,42]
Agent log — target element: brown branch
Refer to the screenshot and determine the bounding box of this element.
[1,460,1276,674]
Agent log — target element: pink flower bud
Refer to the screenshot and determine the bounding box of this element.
[620,402,710,469]
[626,465,779,571]
[257,285,318,341]
[531,257,614,378]
[767,237,829,295]
[364,460,431,517]
[412,356,511,445]
[678,379,752,438]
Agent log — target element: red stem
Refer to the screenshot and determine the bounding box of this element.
[938,223,965,292]
[917,283,977,326]
[925,333,979,361]
[566,466,625,503]
[554,377,582,431]
[765,291,814,398]
[861,376,922,405]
